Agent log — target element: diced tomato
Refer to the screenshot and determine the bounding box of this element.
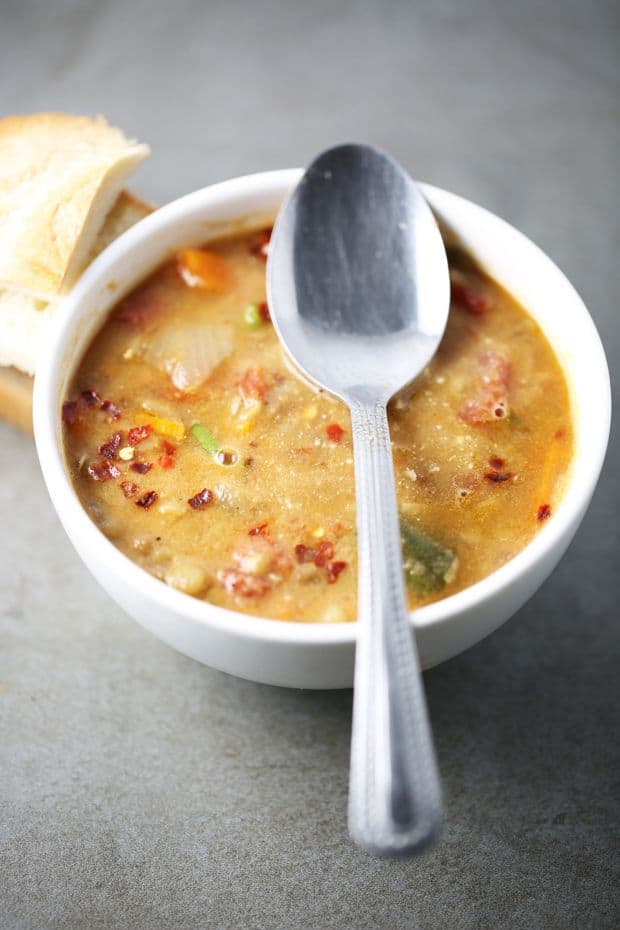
[326,423,345,443]
[229,537,293,583]
[314,540,335,567]
[219,568,271,598]
[295,543,318,564]
[249,228,272,262]
[239,366,266,400]
[537,503,552,521]
[326,561,347,584]
[451,283,490,315]
[158,453,175,469]
[295,540,339,580]
[459,351,511,424]
[62,401,78,426]
[160,439,176,456]
[249,523,269,537]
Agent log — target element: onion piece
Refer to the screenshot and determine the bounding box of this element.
[142,321,234,391]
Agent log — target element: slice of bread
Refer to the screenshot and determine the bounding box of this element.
[0,289,56,375]
[0,113,150,300]
[0,366,35,434]
[89,189,154,260]
[0,190,153,433]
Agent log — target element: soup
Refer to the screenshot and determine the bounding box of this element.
[62,227,573,622]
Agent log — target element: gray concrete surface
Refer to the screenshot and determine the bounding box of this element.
[1,1,619,927]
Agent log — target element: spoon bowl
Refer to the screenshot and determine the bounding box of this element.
[268,144,450,856]
[269,145,449,403]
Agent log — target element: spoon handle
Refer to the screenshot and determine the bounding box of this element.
[347,396,442,855]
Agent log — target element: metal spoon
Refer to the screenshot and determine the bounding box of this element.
[267,144,449,855]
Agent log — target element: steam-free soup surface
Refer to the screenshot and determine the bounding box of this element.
[63,228,572,622]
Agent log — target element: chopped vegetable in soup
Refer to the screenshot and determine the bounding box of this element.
[63,228,573,622]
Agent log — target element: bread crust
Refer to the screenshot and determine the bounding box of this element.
[0,189,152,428]
[0,113,149,299]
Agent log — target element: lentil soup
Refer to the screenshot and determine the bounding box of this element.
[62,228,573,622]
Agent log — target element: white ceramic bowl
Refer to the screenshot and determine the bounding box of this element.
[33,170,611,688]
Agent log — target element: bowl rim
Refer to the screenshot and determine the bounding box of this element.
[33,168,612,648]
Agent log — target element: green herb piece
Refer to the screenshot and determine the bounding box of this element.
[243,303,263,329]
[400,517,458,594]
[190,423,219,455]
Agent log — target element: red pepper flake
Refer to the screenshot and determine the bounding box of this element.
[314,540,335,567]
[130,461,152,474]
[326,423,345,443]
[451,283,490,315]
[87,460,121,482]
[188,488,213,510]
[128,424,152,446]
[537,503,552,521]
[158,453,175,469]
[326,560,347,584]
[296,539,345,581]
[295,543,318,564]
[98,431,123,460]
[484,471,513,483]
[101,400,121,421]
[488,456,505,470]
[80,388,102,407]
[249,523,269,537]
[160,439,176,456]
[136,490,158,509]
[258,301,271,323]
[62,400,78,426]
[249,228,272,261]
[120,481,138,498]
